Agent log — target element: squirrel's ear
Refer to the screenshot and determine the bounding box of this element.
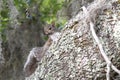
[51,21,55,27]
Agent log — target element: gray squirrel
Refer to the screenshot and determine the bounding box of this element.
[23,23,61,77]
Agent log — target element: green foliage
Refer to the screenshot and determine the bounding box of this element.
[39,0,64,23]
[0,0,9,42]
[13,0,66,25]
[0,0,9,31]
[1,0,66,42]
[14,0,28,11]
[0,16,9,32]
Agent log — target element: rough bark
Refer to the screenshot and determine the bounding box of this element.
[26,0,120,80]
[0,36,5,72]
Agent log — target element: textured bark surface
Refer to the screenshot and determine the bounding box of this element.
[26,0,120,80]
[0,36,5,72]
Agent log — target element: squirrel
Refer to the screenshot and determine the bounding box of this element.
[23,23,60,77]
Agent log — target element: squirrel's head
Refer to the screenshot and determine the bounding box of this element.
[44,22,56,35]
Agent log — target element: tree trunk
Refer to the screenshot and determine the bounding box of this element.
[0,0,44,80]
[0,0,5,73]
[26,0,120,80]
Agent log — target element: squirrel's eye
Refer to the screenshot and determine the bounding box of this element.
[49,27,52,30]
